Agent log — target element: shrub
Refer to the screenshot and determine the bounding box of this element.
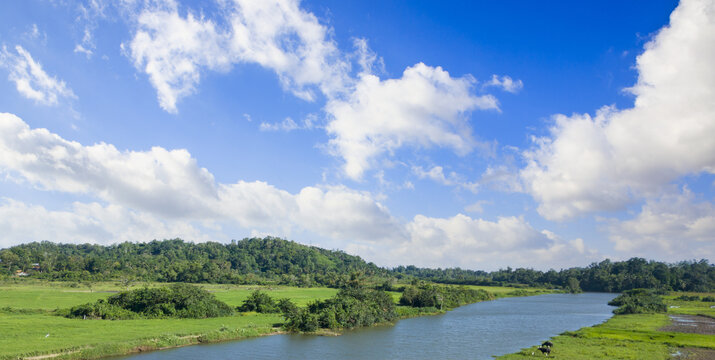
[284,287,396,332]
[65,283,233,319]
[608,289,666,315]
[66,300,139,320]
[399,285,492,308]
[702,296,715,302]
[238,290,279,313]
[674,295,701,301]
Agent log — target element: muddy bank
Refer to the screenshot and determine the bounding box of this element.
[659,315,715,335]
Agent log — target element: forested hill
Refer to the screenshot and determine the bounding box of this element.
[1,238,713,292]
[0,237,388,286]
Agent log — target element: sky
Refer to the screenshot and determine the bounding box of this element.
[0,0,713,271]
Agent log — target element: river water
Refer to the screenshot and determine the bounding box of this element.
[122,293,616,360]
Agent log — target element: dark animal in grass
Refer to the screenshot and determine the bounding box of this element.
[541,341,553,348]
[537,346,551,356]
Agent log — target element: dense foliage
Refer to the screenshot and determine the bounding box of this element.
[394,258,715,292]
[399,284,492,309]
[0,238,387,286]
[283,286,396,332]
[607,289,667,315]
[237,290,296,313]
[66,283,233,319]
[1,239,713,293]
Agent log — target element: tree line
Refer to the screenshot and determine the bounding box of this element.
[1,238,713,292]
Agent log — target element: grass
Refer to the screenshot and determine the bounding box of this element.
[0,280,337,359]
[497,292,715,360]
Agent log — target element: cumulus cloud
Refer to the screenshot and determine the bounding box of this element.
[0,198,213,248]
[0,113,593,269]
[484,74,523,93]
[326,63,500,179]
[608,188,715,260]
[521,0,715,220]
[0,113,219,219]
[126,0,348,113]
[362,213,598,270]
[0,113,402,247]
[0,45,77,105]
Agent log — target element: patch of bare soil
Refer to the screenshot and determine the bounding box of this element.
[659,315,715,335]
[671,347,715,360]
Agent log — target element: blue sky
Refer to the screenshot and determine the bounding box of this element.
[0,0,713,270]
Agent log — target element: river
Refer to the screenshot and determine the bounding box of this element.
[121,292,617,359]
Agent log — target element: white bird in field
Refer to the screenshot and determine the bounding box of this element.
[45,333,49,338]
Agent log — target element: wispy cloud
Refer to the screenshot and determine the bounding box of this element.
[484,74,523,93]
[0,45,76,106]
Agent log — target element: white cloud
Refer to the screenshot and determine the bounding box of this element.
[0,113,596,269]
[0,198,213,248]
[608,188,715,260]
[484,74,523,93]
[126,0,348,113]
[326,63,500,180]
[367,213,598,270]
[412,165,457,186]
[521,0,715,220]
[259,114,316,132]
[73,0,107,59]
[0,113,401,248]
[465,200,490,214]
[0,113,219,219]
[0,45,77,106]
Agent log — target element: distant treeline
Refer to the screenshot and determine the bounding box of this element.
[393,258,714,292]
[1,238,713,292]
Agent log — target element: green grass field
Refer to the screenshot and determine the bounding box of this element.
[0,280,340,359]
[497,292,715,360]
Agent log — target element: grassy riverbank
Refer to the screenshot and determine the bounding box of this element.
[0,280,331,359]
[0,280,553,359]
[497,292,715,360]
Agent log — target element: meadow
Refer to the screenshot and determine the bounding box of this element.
[497,292,715,360]
[0,280,337,359]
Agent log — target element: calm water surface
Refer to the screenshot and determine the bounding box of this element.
[122,293,616,360]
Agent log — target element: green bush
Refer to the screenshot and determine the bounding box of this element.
[66,300,139,320]
[238,290,279,313]
[399,284,492,308]
[283,287,396,331]
[674,295,701,301]
[65,283,233,319]
[608,289,666,315]
[702,296,715,302]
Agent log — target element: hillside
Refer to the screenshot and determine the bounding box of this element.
[0,237,388,286]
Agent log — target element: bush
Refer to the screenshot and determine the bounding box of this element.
[674,295,701,301]
[702,296,715,302]
[608,289,666,315]
[284,287,396,332]
[238,290,279,313]
[399,284,492,308]
[65,283,233,319]
[66,300,139,320]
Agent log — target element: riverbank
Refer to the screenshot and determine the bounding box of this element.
[497,292,715,359]
[0,280,554,359]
